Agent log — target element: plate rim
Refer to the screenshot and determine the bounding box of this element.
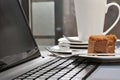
[77,49,120,60]
[58,36,88,44]
[48,45,120,61]
[46,45,72,53]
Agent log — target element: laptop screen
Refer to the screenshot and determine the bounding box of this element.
[0,0,40,71]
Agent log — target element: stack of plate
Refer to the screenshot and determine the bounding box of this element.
[58,36,88,50]
[46,36,88,56]
[47,37,120,62]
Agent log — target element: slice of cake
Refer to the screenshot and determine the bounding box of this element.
[88,34,117,56]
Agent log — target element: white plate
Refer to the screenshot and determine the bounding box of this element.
[58,36,80,42]
[72,48,120,62]
[58,37,120,44]
[58,36,88,45]
[46,45,72,54]
[47,45,120,62]
[75,49,120,60]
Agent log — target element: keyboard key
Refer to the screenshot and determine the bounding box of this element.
[13,58,99,80]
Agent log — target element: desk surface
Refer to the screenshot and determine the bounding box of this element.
[39,46,120,80]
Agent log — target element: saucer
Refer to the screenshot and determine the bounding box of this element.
[47,45,120,62]
[58,36,80,42]
[46,45,72,54]
[58,36,88,45]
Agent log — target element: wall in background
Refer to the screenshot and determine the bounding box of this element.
[31,0,55,45]
[30,0,120,45]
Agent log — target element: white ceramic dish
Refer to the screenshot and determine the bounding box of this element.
[58,36,120,44]
[58,36,88,45]
[46,45,72,54]
[47,46,120,61]
[76,49,120,60]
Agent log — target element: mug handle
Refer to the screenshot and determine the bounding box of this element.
[103,2,120,35]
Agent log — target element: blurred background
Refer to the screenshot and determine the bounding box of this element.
[20,0,120,45]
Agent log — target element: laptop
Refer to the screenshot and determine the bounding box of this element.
[0,0,100,80]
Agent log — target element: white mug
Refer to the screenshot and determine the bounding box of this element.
[74,0,120,41]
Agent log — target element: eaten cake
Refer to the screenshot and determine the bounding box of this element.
[88,34,117,56]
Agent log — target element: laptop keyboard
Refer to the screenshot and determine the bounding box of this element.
[13,57,100,80]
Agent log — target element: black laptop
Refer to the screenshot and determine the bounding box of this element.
[0,0,100,80]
